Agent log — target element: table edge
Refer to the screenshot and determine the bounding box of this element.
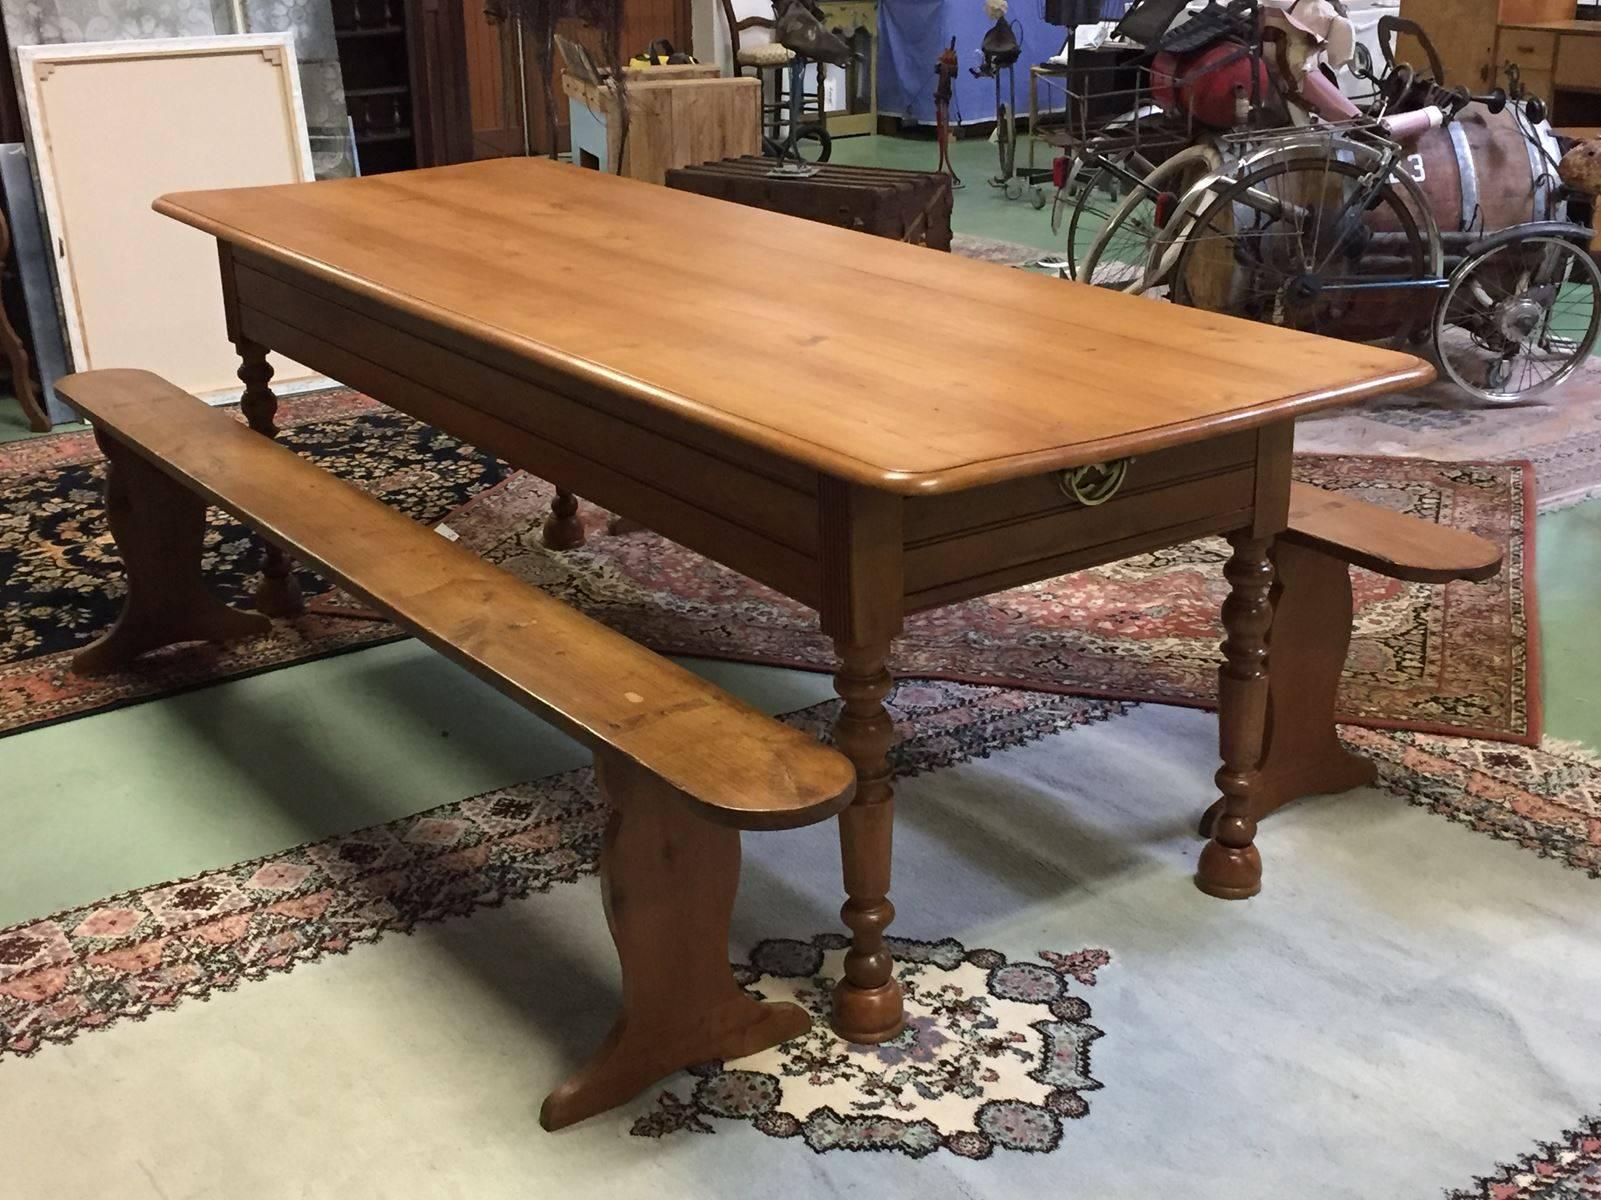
[157,191,1436,496]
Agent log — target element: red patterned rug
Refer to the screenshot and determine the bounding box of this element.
[437,455,1536,743]
[0,395,1536,743]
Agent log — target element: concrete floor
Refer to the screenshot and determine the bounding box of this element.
[3,133,1599,927]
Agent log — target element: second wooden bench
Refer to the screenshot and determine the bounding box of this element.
[1202,480,1504,841]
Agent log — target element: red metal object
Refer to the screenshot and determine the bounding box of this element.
[1151,42,1269,129]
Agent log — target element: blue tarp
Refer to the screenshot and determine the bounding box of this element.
[878,0,1062,123]
[879,0,1000,123]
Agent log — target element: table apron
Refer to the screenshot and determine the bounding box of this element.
[231,259,829,608]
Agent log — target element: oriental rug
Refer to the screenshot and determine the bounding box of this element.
[0,400,1535,743]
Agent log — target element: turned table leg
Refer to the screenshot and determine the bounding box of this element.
[542,487,587,550]
[72,431,270,675]
[828,638,905,1044]
[539,752,811,1131]
[1196,532,1275,900]
[236,342,303,616]
[1199,539,1377,836]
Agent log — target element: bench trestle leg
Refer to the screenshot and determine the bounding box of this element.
[73,432,270,675]
[1199,540,1377,836]
[540,752,810,1131]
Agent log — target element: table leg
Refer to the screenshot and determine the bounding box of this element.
[235,342,304,617]
[1196,532,1275,900]
[542,487,587,549]
[1198,540,1376,836]
[828,638,905,1044]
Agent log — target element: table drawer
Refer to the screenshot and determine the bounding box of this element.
[1502,29,1557,70]
[901,429,1261,610]
[1556,37,1601,90]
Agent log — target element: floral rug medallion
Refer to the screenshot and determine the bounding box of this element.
[632,935,1109,1157]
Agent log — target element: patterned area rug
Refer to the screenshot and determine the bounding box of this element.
[632,936,1108,1157]
[441,458,1534,743]
[1452,1119,1601,1199]
[0,392,506,736]
[0,403,1536,743]
[1,680,1597,1166]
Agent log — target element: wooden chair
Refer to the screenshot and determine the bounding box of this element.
[719,0,826,149]
[56,367,856,1131]
[1201,481,1504,834]
[0,206,47,432]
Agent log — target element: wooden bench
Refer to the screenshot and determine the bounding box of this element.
[1202,481,1504,836]
[55,368,856,1131]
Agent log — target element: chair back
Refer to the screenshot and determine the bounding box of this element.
[721,0,780,69]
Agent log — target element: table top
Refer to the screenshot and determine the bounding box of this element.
[157,158,1432,496]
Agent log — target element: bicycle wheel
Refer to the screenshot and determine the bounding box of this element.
[992,103,1015,186]
[1061,147,1158,281]
[1432,235,1601,403]
[1169,154,1438,339]
[1077,145,1220,292]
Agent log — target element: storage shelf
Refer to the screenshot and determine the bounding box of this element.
[354,127,414,144]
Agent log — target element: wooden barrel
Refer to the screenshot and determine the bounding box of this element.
[1401,104,1565,234]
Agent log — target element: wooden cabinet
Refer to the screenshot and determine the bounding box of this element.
[332,0,473,173]
[819,0,878,138]
[1397,0,1501,87]
[1495,18,1601,125]
[1395,0,1573,87]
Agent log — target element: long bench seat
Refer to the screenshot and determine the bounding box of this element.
[56,367,856,1130]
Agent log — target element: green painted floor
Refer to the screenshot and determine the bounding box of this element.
[829,131,1064,252]
[3,133,1600,928]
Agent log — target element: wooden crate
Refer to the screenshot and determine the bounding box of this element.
[663,158,954,250]
[562,73,761,187]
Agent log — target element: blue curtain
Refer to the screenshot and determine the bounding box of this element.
[878,0,1072,123]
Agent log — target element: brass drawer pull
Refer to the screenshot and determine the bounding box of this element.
[1057,458,1131,506]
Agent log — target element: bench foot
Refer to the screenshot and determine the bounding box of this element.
[541,488,587,550]
[541,753,811,1131]
[1196,539,1379,837]
[1196,533,1274,901]
[73,432,270,676]
[829,639,906,1045]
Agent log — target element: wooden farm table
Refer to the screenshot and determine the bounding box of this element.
[156,158,1433,1045]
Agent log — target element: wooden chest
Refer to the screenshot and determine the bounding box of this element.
[664,157,954,250]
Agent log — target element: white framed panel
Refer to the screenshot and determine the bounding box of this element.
[18,34,318,395]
